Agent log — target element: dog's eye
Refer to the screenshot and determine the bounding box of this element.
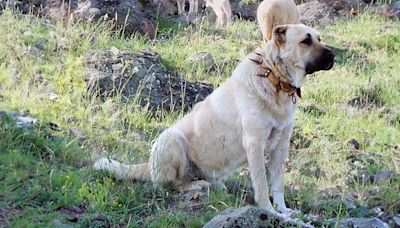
[301,37,312,45]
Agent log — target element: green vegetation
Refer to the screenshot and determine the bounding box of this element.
[0,9,399,227]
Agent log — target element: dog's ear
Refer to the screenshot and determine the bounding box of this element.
[273,25,288,45]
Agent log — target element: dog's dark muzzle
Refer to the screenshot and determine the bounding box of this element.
[305,47,335,74]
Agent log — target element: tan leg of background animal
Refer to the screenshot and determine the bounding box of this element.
[222,0,231,28]
[206,0,232,29]
[188,0,199,15]
[177,0,186,15]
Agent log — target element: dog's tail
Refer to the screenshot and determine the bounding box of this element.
[93,158,151,181]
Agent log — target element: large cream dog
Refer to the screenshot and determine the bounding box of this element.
[257,0,299,41]
[94,24,335,214]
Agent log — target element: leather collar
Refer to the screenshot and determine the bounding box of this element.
[249,52,301,103]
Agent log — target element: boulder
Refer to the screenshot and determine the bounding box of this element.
[297,1,344,26]
[332,217,389,228]
[382,1,400,19]
[203,206,314,228]
[231,0,261,20]
[70,0,155,38]
[85,48,213,114]
[0,0,155,38]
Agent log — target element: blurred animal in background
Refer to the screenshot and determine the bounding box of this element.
[205,0,232,28]
[257,0,299,41]
[176,0,200,15]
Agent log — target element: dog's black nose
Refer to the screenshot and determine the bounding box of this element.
[323,48,335,70]
[305,47,335,74]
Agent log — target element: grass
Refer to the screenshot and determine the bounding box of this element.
[0,9,399,227]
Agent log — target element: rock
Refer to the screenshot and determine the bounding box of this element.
[332,217,389,228]
[373,170,397,183]
[152,0,176,17]
[51,219,74,228]
[0,110,39,128]
[38,92,59,101]
[203,206,314,228]
[59,205,85,222]
[68,128,86,140]
[297,1,343,26]
[231,0,261,20]
[382,1,400,19]
[64,115,77,123]
[351,170,372,184]
[16,116,38,128]
[347,138,360,150]
[393,214,400,226]
[49,122,62,131]
[3,0,156,38]
[69,0,155,38]
[0,0,47,15]
[189,52,214,68]
[85,49,213,115]
[347,152,383,168]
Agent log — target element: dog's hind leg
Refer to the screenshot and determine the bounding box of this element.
[150,128,195,189]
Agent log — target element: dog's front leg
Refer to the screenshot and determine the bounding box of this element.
[268,125,292,213]
[243,126,275,213]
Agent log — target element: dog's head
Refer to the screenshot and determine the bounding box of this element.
[271,24,335,87]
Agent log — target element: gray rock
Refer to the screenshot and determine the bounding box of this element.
[85,49,213,115]
[393,214,400,226]
[51,219,74,228]
[189,52,214,67]
[382,1,400,19]
[0,0,155,38]
[203,206,314,228]
[347,138,361,150]
[332,217,389,228]
[231,0,261,20]
[298,1,344,26]
[69,0,155,38]
[68,128,87,140]
[373,170,397,183]
[0,111,39,128]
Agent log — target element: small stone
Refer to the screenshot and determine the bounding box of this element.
[347,139,360,150]
[333,217,389,228]
[16,116,38,128]
[64,115,78,123]
[204,206,313,228]
[189,52,214,67]
[40,93,59,101]
[68,128,86,140]
[393,214,400,226]
[90,105,102,113]
[50,122,62,131]
[373,170,397,183]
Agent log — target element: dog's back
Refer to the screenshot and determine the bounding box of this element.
[257,0,299,41]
